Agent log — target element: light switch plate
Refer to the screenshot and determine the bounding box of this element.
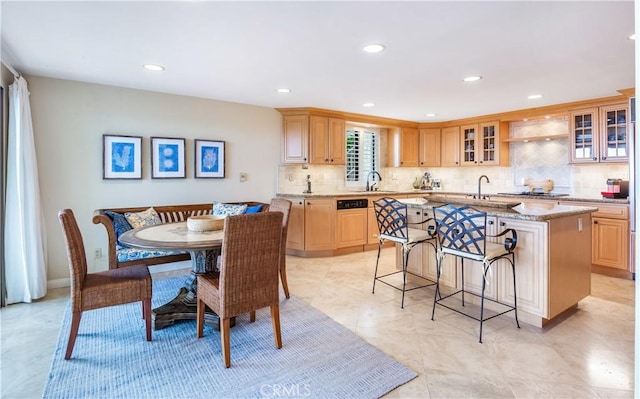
[239,172,247,182]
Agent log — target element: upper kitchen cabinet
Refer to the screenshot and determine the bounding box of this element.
[388,127,419,167]
[282,114,345,164]
[569,103,628,163]
[309,116,346,165]
[460,121,508,166]
[419,128,441,167]
[440,126,460,166]
[282,115,309,163]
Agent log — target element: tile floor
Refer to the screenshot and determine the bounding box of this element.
[1,248,636,398]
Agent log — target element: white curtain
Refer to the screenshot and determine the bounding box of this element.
[4,76,47,304]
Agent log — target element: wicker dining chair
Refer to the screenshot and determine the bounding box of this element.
[196,212,284,368]
[268,197,293,299]
[57,209,152,360]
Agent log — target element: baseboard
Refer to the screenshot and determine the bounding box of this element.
[48,278,70,289]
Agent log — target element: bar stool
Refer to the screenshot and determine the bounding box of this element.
[431,203,519,343]
[372,197,438,308]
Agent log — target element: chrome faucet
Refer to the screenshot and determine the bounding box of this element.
[366,170,382,191]
[477,175,490,199]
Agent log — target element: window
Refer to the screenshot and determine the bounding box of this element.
[345,127,379,187]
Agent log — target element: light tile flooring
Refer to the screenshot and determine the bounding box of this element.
[1,248,636,398]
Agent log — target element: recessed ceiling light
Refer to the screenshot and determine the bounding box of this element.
[523,140,530,143]
[362,44,386,53]
[528,94,543,99]
[426,113,437,117]
[276,88,291,93]
[362,102,375,107]
[143,64,164,71]
[463,75,482,82]
[545,115,551,119]
[629,33,636,40]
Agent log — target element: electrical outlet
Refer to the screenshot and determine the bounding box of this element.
[288,173,294,181]
[239,172,247,182]
[94,248,102,259]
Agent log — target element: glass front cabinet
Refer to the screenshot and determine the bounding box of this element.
[460,121,503,166]
[569,103,628,163]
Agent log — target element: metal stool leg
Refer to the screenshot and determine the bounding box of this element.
[372,240,383,294]
[511,256,520,329]
[431,253,442,320]
[401,246,410,309]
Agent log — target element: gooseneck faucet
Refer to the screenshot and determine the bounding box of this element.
[366,170,382,191]
[477,175,490,199]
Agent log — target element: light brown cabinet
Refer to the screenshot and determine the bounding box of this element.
[419,128,441,167]
[304,198,335,251]
[569,103,629,163]
[282,114,345,164]
[286,198,305,251]
[388,127,419,167]
[309,116,345,165]
[460,121,507,166]
[440,126,460,166]
[282,115,309,163]
[336,208,367,248]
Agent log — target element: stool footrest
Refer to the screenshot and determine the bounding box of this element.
[434,289,517,323]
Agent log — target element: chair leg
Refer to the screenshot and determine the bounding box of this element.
[431,256,442,321]
[271,304,282,349]
[401,247,410,309]
[250,311,256,322]
[221,318,231,368]
[280,267,291,299]
[511,258,521,329]
[372,241,383,293]
[461,259,466,306]
[479,264,489,344]
[65,311,82,360]
[143,299,152,341]
[196,298,205,338]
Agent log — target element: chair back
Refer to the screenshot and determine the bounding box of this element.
[57,209,87,309]
[433,204,488,259]
[269,198,292,267]
[218,212,283,318]
[373,197,410,243]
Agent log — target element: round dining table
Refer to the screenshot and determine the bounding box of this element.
[119,222,228,330]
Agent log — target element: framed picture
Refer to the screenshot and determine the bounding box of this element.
[151,137,186,179]
[195,139,225,178]
[103,134,142,179]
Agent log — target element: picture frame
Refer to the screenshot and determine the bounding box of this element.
[103,134,142,179]
[151,137,186,179]
[194,139,225,178]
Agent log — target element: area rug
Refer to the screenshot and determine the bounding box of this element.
[43,276,417,398]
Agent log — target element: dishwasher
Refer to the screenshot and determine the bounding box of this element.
[336,198,369,248]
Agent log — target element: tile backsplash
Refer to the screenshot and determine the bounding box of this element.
[278,118,630,199]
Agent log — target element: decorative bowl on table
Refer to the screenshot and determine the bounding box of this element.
[187,215,226,232]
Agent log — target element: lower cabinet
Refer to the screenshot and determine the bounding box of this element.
[336,208,367,248]
[286,198,305,251]
[304,198,335,251]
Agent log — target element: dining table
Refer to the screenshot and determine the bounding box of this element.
[119,221,229,330]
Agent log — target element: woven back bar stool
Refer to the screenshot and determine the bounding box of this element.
[431,203,520,343]
[372,197,438,308]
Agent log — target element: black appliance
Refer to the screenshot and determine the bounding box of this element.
[336,198,368,210]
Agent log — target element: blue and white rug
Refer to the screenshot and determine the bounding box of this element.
[43,276,417,398]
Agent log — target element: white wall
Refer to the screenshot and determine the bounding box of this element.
[26,76,282,283]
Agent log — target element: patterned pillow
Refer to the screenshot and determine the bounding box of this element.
[125,207,162,228]
[244,204,263,214]
[212,202,248,216]
[105,211,132,246]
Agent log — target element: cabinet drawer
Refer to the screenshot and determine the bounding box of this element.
[592,205,628,219]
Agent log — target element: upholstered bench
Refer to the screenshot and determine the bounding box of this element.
[93,202,268,269]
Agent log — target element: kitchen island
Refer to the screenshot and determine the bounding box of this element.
[399,197,597,327]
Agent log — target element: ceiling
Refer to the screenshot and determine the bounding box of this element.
[1,1,635,122]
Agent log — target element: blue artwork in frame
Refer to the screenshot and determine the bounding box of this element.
[195,139,225,178]
[103,134,142,179]
[151,137,185,179]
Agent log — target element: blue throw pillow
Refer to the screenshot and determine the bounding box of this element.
[105,211,132,245]
[244,204,263,214]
